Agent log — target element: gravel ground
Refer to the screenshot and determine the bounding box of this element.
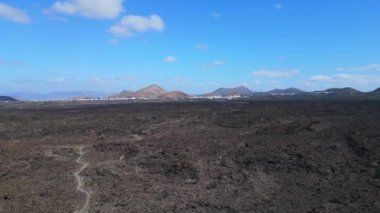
[0,100,379,212]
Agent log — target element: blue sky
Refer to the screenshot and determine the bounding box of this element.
[1,0,380,94]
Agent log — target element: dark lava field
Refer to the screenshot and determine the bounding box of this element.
[0,100,380,212]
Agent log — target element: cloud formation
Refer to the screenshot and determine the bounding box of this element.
[252,69,300,78]
[337,64,380,72]
[274,3,283,10]
[207,60,226,68]
[210,12,222,19]
[195,44,209,51]
[164,56,176,63]
[49,0,124,19]
[0,59,25,66]
[0,3,31,23]
[309,74,380,84]
[110,15,164,37]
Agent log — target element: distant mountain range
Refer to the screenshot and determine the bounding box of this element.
[3,91,108,101]
[2,85,380,101]
[368,88,380,98]
[267,88,305,95]
[0,96,17,102]
[110,85,380,100]
[307,87,364,99]
[205,86,254,96]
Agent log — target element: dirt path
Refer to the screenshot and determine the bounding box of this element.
[74,146,91,213]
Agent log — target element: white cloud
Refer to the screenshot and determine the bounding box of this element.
[108,38,119,45]
[0,59,25,66]
[309,75,332,81]
[46,15,69,22]
[167,76,192,87]
[252,69,300,77]
[336,64,380,72]
[210,12,222,19]
[86,75,139,87]
[195,44,209,51]
[47,78,66,83]
[164,56,176,63]
[309,74,380,85]
[110,15,164,37]
[0,3,31,23]
[206,60,226,68]
[197,81,219,89]
[274,3,283,10]
[49,0,124,19]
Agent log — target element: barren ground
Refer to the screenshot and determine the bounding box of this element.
[0,100,380,212]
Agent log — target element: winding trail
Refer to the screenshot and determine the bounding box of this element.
[74,146,91,213]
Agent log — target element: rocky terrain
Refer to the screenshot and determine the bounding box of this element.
[0,100,379,212]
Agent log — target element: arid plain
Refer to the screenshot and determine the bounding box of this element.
[0,100,380,212]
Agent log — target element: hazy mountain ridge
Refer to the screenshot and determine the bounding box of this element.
[268,88,305,95]
[0,96,17,102]
[363,88,380,99]
[206,86,254,96]
[313,87,362,96]
[109,90,134,99]
[302,87,366,99]
[4,91,108,101]
[2,86,380,101]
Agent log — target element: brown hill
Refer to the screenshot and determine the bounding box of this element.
[109,90,134,98]
[204,86,254,97]
[159,91,189,99]
[133,84,167,98]
[109,85,168,99]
